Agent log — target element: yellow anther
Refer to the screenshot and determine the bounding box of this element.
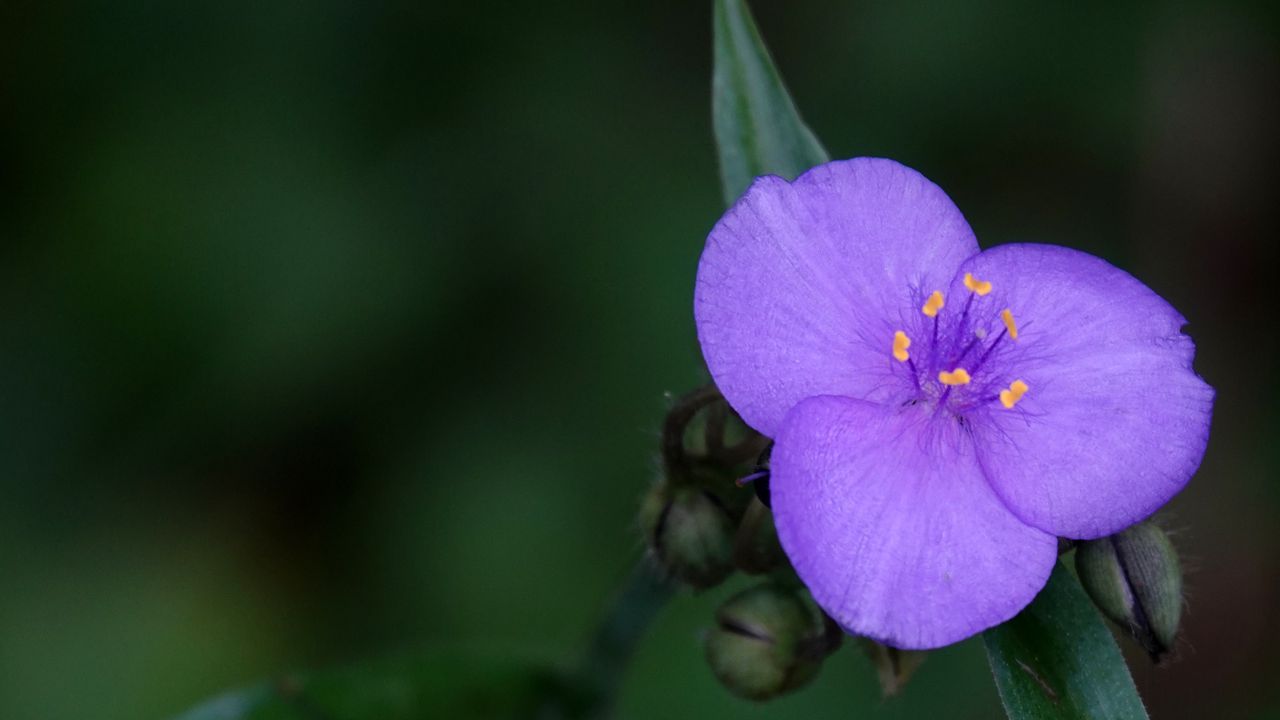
[921,290,944,318]
[964,272,993,296]
[1000,379,1029,409]
[938,368,971,386]
[1001,308,1018,340]
[892,331,911,362]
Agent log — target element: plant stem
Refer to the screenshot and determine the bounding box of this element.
[571,562,675,718]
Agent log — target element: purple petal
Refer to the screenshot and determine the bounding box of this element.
[771,395,1056,649]
[958,244,1214,539]
[694,158,978,436]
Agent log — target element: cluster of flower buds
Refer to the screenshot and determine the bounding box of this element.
[639,385,771,589]
[1073,519,1184,661]
[640,386,857,700]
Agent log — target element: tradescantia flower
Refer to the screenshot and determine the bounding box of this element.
[694,158,1213,649]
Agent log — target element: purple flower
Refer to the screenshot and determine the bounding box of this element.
[694,158,1213,649]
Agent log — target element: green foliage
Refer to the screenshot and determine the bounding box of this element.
[712,0,829,204]
[984,562,1149,720]
[171,652,572,720]
[170,565,673,720]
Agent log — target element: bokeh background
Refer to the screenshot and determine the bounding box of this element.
[2,1,1278,718]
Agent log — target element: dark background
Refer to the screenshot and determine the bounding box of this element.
[2,1,1277,718]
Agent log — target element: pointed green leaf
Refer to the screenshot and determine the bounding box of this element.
[712,0,829,204]
[983,562,1149,720]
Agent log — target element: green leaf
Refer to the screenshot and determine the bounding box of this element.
[170,567,672,720]
[983,561,1149,720]
[712,0,829,204]
[169,651,574,720]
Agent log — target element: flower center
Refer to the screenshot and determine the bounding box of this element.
[891,272,1028,414]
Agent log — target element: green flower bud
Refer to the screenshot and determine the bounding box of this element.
[733,497,786,575]
[640,482,735,589]
[704,583,834,701]
[1075,520,1183,660]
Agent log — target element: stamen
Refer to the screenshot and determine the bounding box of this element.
[938,368,971,386]
[906,358,921,387]
[921,291,944,317]
[1000,379,1029,409]
[963,272,993,296]
[970,327,1007,376]
[929,314,939,371]
[1001,308,1018,340]
[892,331,911,362]
[948,292,975,352]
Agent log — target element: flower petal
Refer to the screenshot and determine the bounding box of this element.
[958,244,1214,539]
[695,158,978,436]
[771,395,1056,649]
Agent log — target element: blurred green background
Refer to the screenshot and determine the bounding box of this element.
[2,1,1278,718]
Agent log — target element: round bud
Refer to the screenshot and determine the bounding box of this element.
[640,482,736,589]
[1075,520,1183,660]
[705,583,831,701]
